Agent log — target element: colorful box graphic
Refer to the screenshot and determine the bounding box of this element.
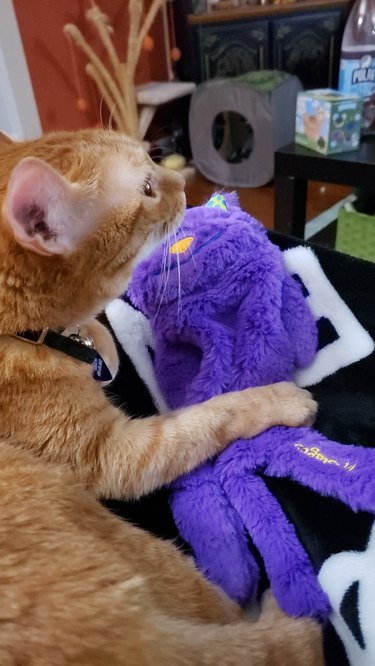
[295,89,363,155]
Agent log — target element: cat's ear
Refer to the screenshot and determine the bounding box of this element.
[4,157,92,256]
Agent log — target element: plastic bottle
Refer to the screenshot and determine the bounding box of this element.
[338,0,375,127]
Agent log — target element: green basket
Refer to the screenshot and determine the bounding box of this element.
[336,207,375,262]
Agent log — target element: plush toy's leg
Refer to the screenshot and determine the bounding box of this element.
[219,466,330,618]
[170,465,260,606]
[264,426,375,514]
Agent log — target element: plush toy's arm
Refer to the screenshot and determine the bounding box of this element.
[280,273,318,370]
[262,426,375,514]
[155,321,235,408]
[170,463,260,606]
[231,275,296,390]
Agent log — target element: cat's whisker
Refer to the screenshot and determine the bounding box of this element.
[108,102,118,131]
[179,222,196,269]
[156,238,168,302]
[98,95,105,128]
[188,245,196,269]
[148,146,175,157]
[147,125,173,145]
[149,147,179,158]
[157,223,174,302]
[158,233,170,299]
[155,234,172,320]
[148,147,178,165]
[173,229,182,323]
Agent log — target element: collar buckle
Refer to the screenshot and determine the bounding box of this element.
[12,328,50,345]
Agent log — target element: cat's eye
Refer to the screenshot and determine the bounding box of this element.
[143,179,153,197]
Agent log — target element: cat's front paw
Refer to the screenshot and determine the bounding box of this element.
[213,382,317,445]
[263,381,317,428]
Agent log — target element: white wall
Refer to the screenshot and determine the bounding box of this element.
[0,0,41,139]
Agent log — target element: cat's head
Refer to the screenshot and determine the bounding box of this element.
[129,192,274,316]
[0,129,185,333]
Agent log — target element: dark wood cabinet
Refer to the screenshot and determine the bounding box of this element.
[272,11,341,89]
[187,0,346,89]
[195,20,269,80]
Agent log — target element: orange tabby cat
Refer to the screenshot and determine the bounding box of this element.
[0,129,322,665]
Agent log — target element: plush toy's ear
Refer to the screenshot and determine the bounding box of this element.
[224,191,241,210]
[4,157,93,256]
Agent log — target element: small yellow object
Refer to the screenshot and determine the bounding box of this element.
[160,153,186,171]
[169,236,194,254]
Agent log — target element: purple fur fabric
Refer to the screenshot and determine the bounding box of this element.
[128,193,375,618]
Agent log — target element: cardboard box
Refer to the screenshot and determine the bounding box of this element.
[295,89,363,155]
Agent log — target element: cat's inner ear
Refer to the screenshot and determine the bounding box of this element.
[4,157,95,256]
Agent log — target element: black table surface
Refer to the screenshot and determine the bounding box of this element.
[275,136,375,188]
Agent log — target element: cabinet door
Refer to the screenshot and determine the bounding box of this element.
[196,20,269,81]
[272,10,341,89]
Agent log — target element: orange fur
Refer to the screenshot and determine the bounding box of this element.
[0,129,323,665]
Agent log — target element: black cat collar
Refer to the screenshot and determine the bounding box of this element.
[12,328,97,365]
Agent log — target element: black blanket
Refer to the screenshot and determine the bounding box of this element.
[103,232,375,666]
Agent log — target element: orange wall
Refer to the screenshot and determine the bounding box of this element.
[13,0,168,132]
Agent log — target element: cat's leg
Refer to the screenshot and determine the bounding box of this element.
[0,444,323,666]
[4,349,316,500]
[118,594,324,666]
[170,463,260,606]
[0,441,239,632]
[75,381,316,499]
[113,514,244,625]
[44,594,324,666]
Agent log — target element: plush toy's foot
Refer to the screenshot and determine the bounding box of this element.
[198,551,260,607]
[271,563,331,619]
[218,460,331,619]
[170,474,260,606]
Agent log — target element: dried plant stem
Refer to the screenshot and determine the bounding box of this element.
[127,0,143,74]
[139,106,156,139]
[86,7,121,84]
[85,64,126,132]
[64,0,168,139]
[135,0,166,71]
[64,24,128,127]
[118,63,139,138]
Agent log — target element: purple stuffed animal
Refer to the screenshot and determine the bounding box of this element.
[129,193,375,619]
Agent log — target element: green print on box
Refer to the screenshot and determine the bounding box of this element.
[295,89,363,155]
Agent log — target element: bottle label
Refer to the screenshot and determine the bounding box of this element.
[339,54,375,99]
